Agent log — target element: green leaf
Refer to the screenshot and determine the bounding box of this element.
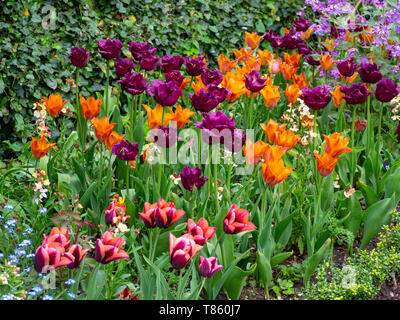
[303,238,331,287]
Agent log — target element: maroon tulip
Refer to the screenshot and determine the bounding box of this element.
[358,62,382,84]
[147,79,182,106]
[160,54,184,72]
[66,245,89,269]
[375,79,399,103]
[68,47,90,68]
[293,17,311,32]
[184,56,206,77]
[169,233,203,270]
[129,42,157,61]
[244,70,267,93]
[105,196,130,226]
[115,58,135,77]
[186,218,216,245]
[188,88,221,113]
[140,53,159,71]
[264,30,284,48]
[223,204,257,234]
[336,57,358,77]
[304,54,320,66]
[340,83,371,105]
[94,230,129,264]
[97,39,123,60]
[34,239,74,273]
[117,72,148,95]
[165,70,185,85]
[201,69,223,87]
[295,43,311,55]
[300,86,332,111]
[112,140,139,161]
[154,201,186,229]
[198,256,223,278]
[180,166,208,192]
[153,125,178,148]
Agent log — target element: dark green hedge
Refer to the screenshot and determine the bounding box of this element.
[0,0,303,159]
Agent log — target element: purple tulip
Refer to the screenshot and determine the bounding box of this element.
[209,86,230,104]
[358,62,382,84]
[300,86,332,111]
[140,53,159,71]
[165,70,185,85]
[147,79,182,106]
[97,39,123,60]
[201,69,223,87]
[68,47,90,68]
[340,83,371,105]
[295,43,311,55]
[188,89,221,113]
[117,72,148,95]
[305,54,320,66]
[264,30,283,48]
[336,57,358,77]
[180,166,208,192]
[115,58,135,77]
[293,17,311,32]
[153,126,178,148]
[129,42,156,61]
[375,79,399,103]
[244,70,267,93]
[184,56,206,77]
[280,33,303,50]
[198,256,223,278]
[112,140,139,161]
[160,54,184,72]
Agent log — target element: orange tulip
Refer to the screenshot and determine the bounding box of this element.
[168,104,196,129]
[260,119,300,152]
[283,27,291,35]
[284,83,301,104]
[269,57,282,74]
[244,32,263,50]
[320,53,334,71]
[313,151,339,177]
[232,48,253,64]
[301,29,313,40]
[330,85,343,108]
[245,55,261,72]
[345,30,355,43]
[143,104,173,129]
[322,38,336,52]
[91,117,116,143]
[340,72,358,84]
[80,96,102,120]
[31,136,56,159]
[179,78,192,91]
[222,72,246,103]
[280,63,297,81]
[283,51,302,68]
[217,54,237,73]
[191,76,207,94]
[261,156,291,186]
[292,72,309,90]
[257,49,275,66]
[260,84,281,109]
[243,139,269,165]
[323,132,352,158]
[105,131,126,151]
[43,94,68,118]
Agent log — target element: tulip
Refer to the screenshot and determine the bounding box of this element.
[169,233,203,270]
[30,136,56,159]
[320,53,334,71]
[184,56,206,77]
[105,131,126,151]
[198,256,223,278]
[260,119,300,152]
[129,42,156,61]
[105,196,130,226]
[283,51,302,68]
[97,38,123,60]
[34,243,73,273]
[244,70,267,93]
[269,57,282,74]
[313,151,339,177]
[375,79,399,103]
[80,96,101,120]
[217,54,237,73]
[232,48,253,63]
[304,54,320,66]
[116,288,139,300]
[91,117,116,143]
[160,54,184,72]
[153,125,179,148]
[340,83,370,105]
[147,79,182,106]
[284,83,301,104]
[143,103,174,129]
[323,132,353,158]
[138,201,159,228]
[280,63,297,81]
[46,227,71,252]
[117,72,148,95]
[94,230,129,264]
[68,47,90,68]
[112,140,139,161]
[167,104,195,129]
[244,31,263,49]
[201,69,223,87]
[222,72,246,103]
[165,70,185,85]
[223,204,257,234]
[186,218,216,245]
[292,72,309,90]
[260,85,281,109]
[188,88,221,113]
[180,166,208,192]
[295,43,311,55]
[242,139,269,165]
[293,17,311,32]
[300,86,332,111]
[140,52,159,71]
[264,30,283,48]
[358,62,382,84]
[115,58,135,77]
[355,119,367,132]
[336,57,358,77]
[140,199,185,229]
[67,244,89,269]
[330,85,343,108]
[261,155,292,186]
[43,94,68,118]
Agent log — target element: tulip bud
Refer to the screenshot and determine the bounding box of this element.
[198,256,223,278]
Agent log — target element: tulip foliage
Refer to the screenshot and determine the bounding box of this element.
[2,0,400,301]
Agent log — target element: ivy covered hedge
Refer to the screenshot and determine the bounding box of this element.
[0,0,302,159]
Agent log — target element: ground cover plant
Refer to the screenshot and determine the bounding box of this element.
[1,0,400,301]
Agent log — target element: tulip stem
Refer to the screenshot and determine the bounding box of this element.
[195,277,206,300]
[350,105,357,186]
[248,93,255,130]
[126,161,130,189]
[378,101,384,142]
[211,232,225,258]
[157,107,166,199]
[150,228,161,262]
[105,60,110,118]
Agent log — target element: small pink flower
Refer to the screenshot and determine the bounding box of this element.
[198,256,223,278]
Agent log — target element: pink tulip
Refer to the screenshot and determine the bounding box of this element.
[198,256,223,278]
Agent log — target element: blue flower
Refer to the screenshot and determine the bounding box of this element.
[4,204,14,210]
[24,267,31,273]
[67,291,77,299]
[26,253,35,259]
[28,287,43,296]
[1,294,14,300]
[8,254,19,264]
[0,252,4,259]
[23,227,33,235]
[65,279,76,286]
[38,207,48,214]
[43,295,54,300]
[14,249,26,257]
[18,239,32,248]
[5,219,17,229]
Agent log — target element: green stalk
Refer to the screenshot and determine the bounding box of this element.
[150,228,161,262]
[157,107,166,198]
[378,101,384,141]
[195,278,206,300]
[366,94,372,155]
[350,105,357,185]
[104,60,110,117]
[248,92,255,130]
[213,161,219,214]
